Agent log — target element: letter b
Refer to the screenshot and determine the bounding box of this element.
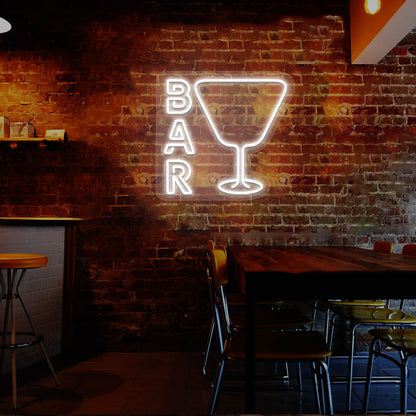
[166,79,192,115]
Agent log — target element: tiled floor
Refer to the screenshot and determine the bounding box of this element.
[0,350,415,415]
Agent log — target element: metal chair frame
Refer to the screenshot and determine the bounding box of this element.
[322,241,407,412]
[209,283,333,415]
[207,244,333,415]
[328,306,416,412]
[363,330,416,414]
[203,241,311,381]
[362,244,416,414]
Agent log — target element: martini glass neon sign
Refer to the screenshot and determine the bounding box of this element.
[194,78,288,196]
[157,74,289,200]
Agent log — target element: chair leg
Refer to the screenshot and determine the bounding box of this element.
[327,312,337,367]
[310,361,322,414]
[319,360,334,415]
[209,358,225,416]
[346,324,359,412]
[324,308,332,344]
[203,316,215,376]
[297,361,303,397]
[400,352,408,415]
[310,359,333,415]
[362,337,376,414]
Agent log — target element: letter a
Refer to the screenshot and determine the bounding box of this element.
[165,159,193,195]
[164,119,195,155]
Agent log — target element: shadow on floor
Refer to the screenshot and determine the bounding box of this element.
[0,351,415,415]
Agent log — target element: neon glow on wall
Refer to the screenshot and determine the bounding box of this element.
[156,74,289,200]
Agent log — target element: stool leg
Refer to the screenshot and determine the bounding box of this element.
[0,271,15,407]
[0,270,17,409]
[0,270,10,374]
[16,270,60,387]
[10,270,17,411]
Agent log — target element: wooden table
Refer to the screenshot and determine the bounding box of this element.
[227,246,416,413]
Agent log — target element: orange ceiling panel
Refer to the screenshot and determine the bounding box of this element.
[350,0,416,64]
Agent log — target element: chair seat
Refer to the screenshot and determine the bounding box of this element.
[228,292,282,307]
[332,306,416,324]
[230,307,312,330]
[328,299,386,307]
[368,328,416,353]
[227,330,332,360]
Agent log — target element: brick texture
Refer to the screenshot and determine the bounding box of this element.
[0,0,415,352]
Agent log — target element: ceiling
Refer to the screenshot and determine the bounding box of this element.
[349,0,416,64]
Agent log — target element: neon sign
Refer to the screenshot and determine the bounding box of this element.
[156,73,289,200]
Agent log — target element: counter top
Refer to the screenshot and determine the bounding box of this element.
[0,217,83,222]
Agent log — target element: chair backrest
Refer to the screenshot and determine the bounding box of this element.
[207,241,233,342]
[208,241,229,289]
[373,241,393,253]
[403,244,416,257]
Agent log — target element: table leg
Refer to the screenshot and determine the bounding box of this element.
[245,276,255,413]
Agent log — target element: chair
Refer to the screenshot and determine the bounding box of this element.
[0,254,60,411]
[363,328,416,414]
[203,241,312,379]
[314,241,392,341]
[329,241,416,411]
[403,243,416,257]
[362,243,416,414]
[326,242,416,412]
[330,307,416,412]
[208,243,333,415]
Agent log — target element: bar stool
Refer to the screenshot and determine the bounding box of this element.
[0,253,60,410]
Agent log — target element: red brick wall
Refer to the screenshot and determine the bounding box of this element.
[0,1,415,352]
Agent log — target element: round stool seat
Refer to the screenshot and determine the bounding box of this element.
[0,253,48,269]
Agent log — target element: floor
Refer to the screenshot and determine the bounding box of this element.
[0,350,416,415]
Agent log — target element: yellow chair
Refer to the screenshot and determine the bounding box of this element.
[363,328,416,414]
[314,242,391,342]
[330,307,416,412]
[208,244,333,415]
[326,242,416,412]
[362,243,416,414]
[328,241,416,412]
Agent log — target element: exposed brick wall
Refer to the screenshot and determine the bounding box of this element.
[0,0,415,352]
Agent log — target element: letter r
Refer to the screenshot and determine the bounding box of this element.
[165,159,193,195]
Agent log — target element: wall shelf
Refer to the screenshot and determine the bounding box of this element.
[0,137,66,143]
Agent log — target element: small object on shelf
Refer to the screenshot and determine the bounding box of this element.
[10,121,35,138]
[45,129,66,141]
[0,116,10,138]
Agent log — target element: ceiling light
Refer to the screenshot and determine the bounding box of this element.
[365,0,381,15]
[0,17,11,33]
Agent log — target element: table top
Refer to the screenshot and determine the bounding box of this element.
[228,246,416,299]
